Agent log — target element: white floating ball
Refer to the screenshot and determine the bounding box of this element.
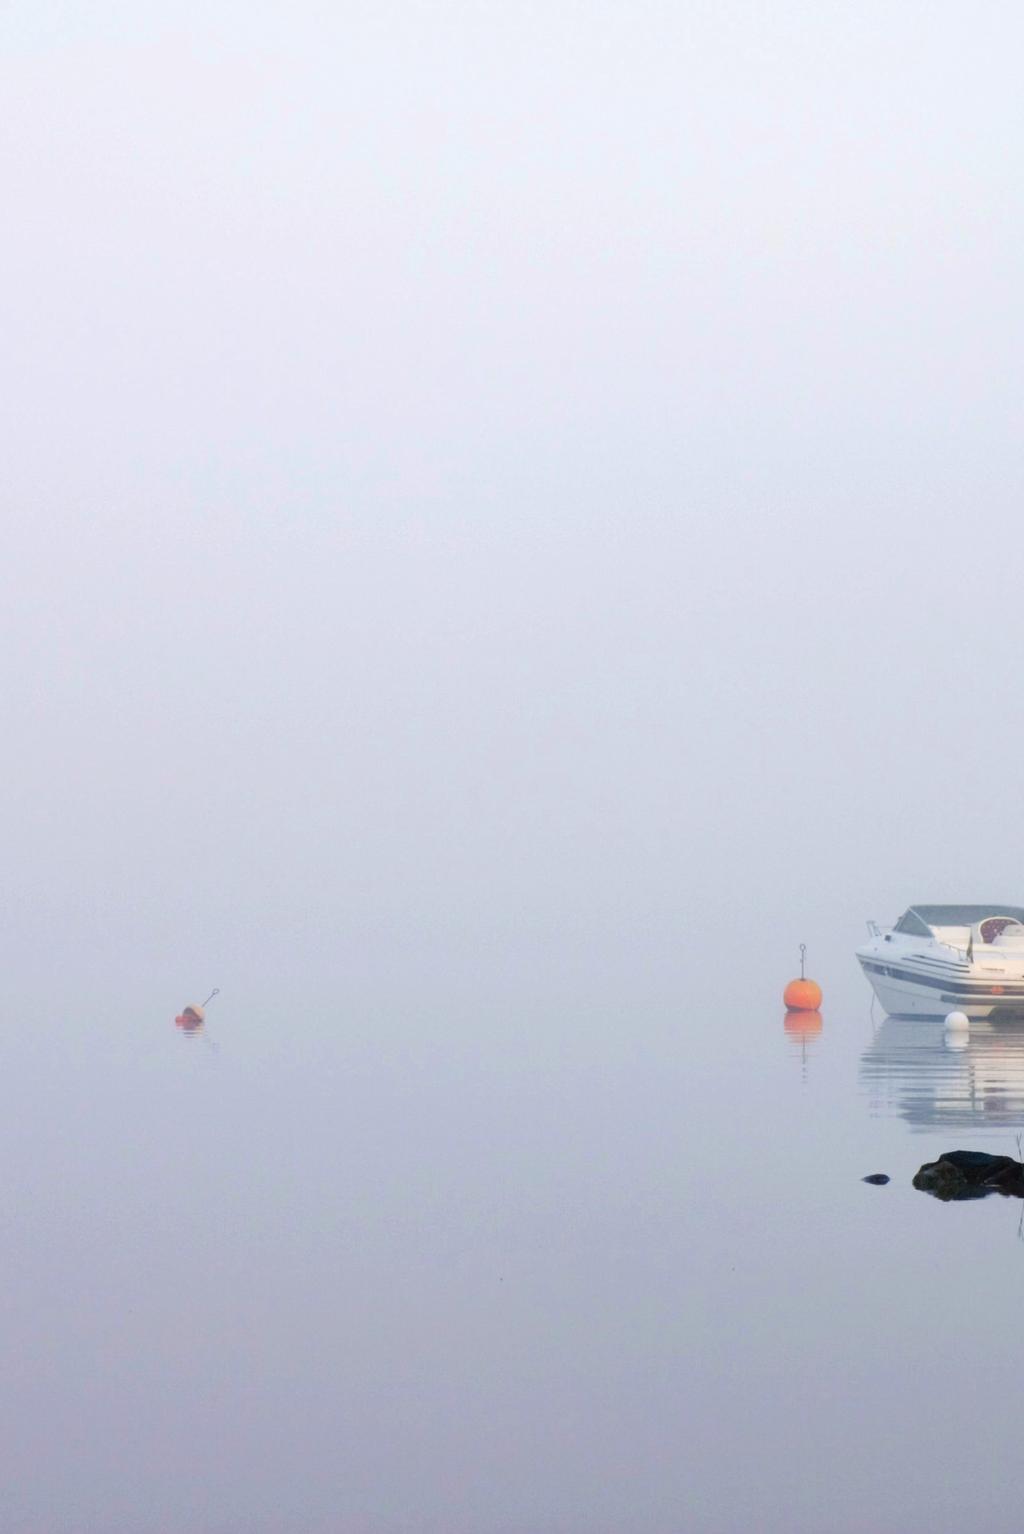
[944,1010,970,1032]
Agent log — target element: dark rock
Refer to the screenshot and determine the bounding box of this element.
[914,1150,1024,1201]
[913,1160,969,1200]
[862,1173,890,1185]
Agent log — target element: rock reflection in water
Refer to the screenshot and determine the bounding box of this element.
[860,1015,1024,1130]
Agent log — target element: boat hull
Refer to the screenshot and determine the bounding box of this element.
[857,955,1024,1021]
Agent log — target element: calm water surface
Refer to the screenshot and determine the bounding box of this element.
[2,945,1023,1533]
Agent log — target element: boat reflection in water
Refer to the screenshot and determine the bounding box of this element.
[860,1015,1024,1131]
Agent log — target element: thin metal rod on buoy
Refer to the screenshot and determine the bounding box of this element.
[799,943,806,980]
[201,988,220,1007]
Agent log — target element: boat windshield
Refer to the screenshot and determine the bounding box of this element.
[896,905,1024,942]
[894,910,933,937]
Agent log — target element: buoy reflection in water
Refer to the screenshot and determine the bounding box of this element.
[783,1009,822,1081]
[784,1010,823,1037]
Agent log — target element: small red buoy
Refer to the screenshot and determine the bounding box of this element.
[172,989,219,1033]
[784,944,822,1011]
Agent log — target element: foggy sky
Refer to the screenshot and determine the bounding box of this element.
[3,1,1023,993]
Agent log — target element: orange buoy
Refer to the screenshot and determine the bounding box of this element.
[784,944,822,1010]
[784,978,822,1010]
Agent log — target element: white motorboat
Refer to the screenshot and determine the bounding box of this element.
[857,905,1024,1019]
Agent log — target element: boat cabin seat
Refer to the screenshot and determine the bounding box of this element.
[981,916,1024,946]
